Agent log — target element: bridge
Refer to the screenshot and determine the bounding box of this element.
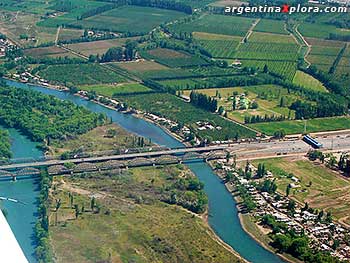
[0,146,229,179]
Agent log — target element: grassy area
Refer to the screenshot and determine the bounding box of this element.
[24,46,79,58]
[38,63,127,86]
[49,123,150,156]
[252,157,350,222]
[292,70,328,92]
[183,85,297,122]
[249,116,350,135]
[80,83,153,97]
[49,165,242,263]
[299,22,350,39]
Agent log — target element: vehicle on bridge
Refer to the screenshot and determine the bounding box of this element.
[303,135,323,149]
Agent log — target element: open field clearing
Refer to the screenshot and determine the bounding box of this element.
[73,6,186,34]
[49,166,241,263]
[115,60,169,72]
[80,83,152,97]
[117,93,256,140]
[193,32,242,40]
[253,19,288,35]
[24,46,79,58]
[183,85,297,122]
[252,158,350,223]
[169,14,255,37]
[67,37,138,57]
[38,63,127,86]
[249,116,350,135]
[292,70,328,92]
[305,37,346,48]
[0,11,57,46]
[141,48,209,67]
[37,0,112,28]
[299,22,350,39]
[57,28,83,42]
[249,32,297,44]
[240,60,297,81]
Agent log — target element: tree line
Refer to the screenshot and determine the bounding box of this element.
[189,91,218,112]
[244,114,287,124]
[0,130,11,159]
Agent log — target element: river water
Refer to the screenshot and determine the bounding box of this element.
[2,79,284,263]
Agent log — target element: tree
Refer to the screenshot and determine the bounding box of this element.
[102,47,124,62]
[74,204,79,219]
[90,197,96,212]
[273,129,286,139]
[286,184,291,197]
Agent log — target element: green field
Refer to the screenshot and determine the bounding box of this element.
[38,63,127,86]
[235,42,299,61]
[117,93,256,140]
[249,32,296,44]
[73,5,187,34]
[140,48,209,68]
[299,22,350,39]
[49,165,241,263]
[249,116,350,135]
[183,85,297,122]
[38,0,110,27]
[254,19,288,35]
[169,14,255,37]
[240,60,297,81]
[80,83,152,96]
[252,158,350,222]
[292,70,328,92]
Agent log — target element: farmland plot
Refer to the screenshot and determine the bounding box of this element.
[38,63,127,86]
[254,19,288,35]
[169,14,255,36]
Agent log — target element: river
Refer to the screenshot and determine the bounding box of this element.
[2,79,284,263]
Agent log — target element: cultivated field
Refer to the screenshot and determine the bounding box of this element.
[169,14,256,37]
[253,19,288,35]
[141,48,208,67]
[38,63,127,86]
[67,37,138,57]
[24,46,78,58]
[73,6,187,34]
[249,32,297,44]
[299,22,350,39]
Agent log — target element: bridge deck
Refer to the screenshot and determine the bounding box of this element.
[0,210,28,263]
[0,146,227,170]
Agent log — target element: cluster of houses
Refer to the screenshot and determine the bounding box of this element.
[0,38,15,57]
[214,159,350,261]
[196,121,222,131]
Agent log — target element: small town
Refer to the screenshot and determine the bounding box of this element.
[212,154,350,262]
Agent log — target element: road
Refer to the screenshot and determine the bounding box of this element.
[0,145,228,170]
[1,133,349,170]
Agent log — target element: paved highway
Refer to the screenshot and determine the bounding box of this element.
[1,133,349,170]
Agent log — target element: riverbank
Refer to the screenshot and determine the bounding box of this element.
[207,161,296,263]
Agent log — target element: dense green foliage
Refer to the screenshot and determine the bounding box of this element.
[0,130,12,159]
[35,169,53,263]
[117,93,256,140]
[0,85,106,142]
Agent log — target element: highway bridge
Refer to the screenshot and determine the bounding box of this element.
[0,146,229,179]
